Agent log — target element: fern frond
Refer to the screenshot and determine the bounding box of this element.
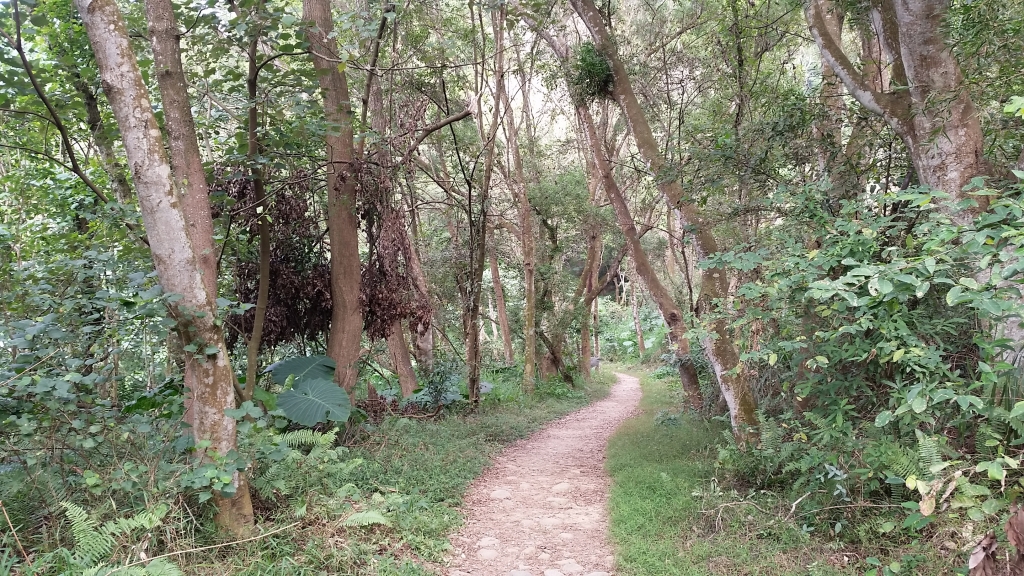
[343,510,390,527]
[62,502,115,564]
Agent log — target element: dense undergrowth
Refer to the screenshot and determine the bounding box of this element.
[607,366,978,576]
[0,364,611,575]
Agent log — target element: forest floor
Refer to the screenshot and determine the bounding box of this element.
[445,372,642,576]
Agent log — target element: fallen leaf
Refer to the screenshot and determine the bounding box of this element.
[969,532,997,576]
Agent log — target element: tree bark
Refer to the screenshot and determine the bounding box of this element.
[78,0,253,535]
[805,0,989,217]
[498,85,537,392]
[387,319,417,396]
[303,0,363,392]
[489,244,515,364]
[569,0,752,432]
[630,270,646,356]
[464,5,505,405]
[241,14,271,402]
[577,103,703,410]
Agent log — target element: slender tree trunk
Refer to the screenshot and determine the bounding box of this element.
[405,222,435,370]
[79,0,253,535]
[570,0,756,435]
[577,103,703,409]
[631,271,646,356]
[72,79,132,204]
[303,0,363,391]
[498,92,536,392]
[387,319,417,396]
[489,245,514,364]
[465,6,505,405]
[242,20,271,401]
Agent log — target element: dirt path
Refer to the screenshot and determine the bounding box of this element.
[446,373,641,576]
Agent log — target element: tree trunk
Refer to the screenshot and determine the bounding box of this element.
[78,0,253,535]
[405,220,435,371]
[805,0,989,217]
[498,90,537,392]
[241,18,271,401]
[465,6,505,405]
[489,245,514,364]
[630,271,646,356]
[577,103,703,410]
[145,0,218,301]
[569,0,751,430]
[303,0,363,392]
[387,319,417,397]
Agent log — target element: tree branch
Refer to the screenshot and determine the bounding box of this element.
[805,0,890,117]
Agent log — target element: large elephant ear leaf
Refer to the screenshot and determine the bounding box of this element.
[269,355,336,387]
[276,378,351,427]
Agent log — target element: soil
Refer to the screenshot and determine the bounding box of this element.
[445,373,642,576]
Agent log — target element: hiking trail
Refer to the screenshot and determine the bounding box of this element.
[446,373,642,576]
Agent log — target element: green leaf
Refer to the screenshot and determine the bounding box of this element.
[343,510,391,527]
[892,349,905,362]
[911,396,928,413]
[946,285,964,306]
[915,282,930,298]
[270,355,336,386]
[253,387,277,411]
[874,411,893,427]
[277,378,351,426]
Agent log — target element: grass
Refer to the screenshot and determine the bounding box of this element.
[184,370,615,575]
[605,368,858,576]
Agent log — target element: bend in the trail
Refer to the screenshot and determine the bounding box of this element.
[446,373,641,576]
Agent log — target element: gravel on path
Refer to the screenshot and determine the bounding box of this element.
[445,373,642,576]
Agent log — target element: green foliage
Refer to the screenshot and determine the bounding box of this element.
[250,428,362,517]
[711,185,1024,553]
[276,378,352,426]
[607,372,851,576]
[567,42,614,104]
[269,355,336,387]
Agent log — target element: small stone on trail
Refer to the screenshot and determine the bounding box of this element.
[558,532,574,540]
[478,536,500,548]
[538,553,551,561]
[521,519,537,528]
[478,548,500,560]
[491,489,512,499]
[551,482,572,493]
[539,517,563,527]
[546,497,570,506]
[510,571,534,576]
[560,563,585,574]
[543,570,565,576]
[521,547,537,557]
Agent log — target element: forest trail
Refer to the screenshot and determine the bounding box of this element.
[446,373,641,576]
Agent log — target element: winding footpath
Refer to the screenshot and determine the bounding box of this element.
[446,373,642,576]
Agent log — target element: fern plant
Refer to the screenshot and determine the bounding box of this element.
[251,428,363,517]
[14,502,183,575]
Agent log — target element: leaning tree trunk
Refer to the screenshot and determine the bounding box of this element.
[303,0,364,392]
[577,103,703,409]
[569,0,757,437]
[77,0,253,535]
